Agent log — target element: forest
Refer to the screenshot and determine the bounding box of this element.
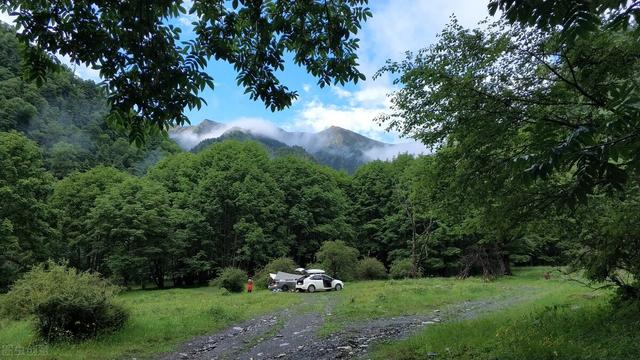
[0,0,639,358]
[2,15,637,298]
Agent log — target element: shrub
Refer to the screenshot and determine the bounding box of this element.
[356,257,387,280]
[254,257,298,289]
[35,297,128,342]
[315,240,359,281]
[215,267,246,293]
[0,261,127,341]
[390,258,420,279]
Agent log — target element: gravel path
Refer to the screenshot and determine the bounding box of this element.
[157,294,528,360]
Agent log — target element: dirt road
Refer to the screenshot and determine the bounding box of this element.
[157,293,525,360]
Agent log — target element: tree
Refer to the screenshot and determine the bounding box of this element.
[575,186,640,300]
[49,166,131,271]
[89,178,175,288]
[0,131,53,290]
[194,141,287,270]
[349,160,399,261]
[47,141,90,178]
[379,18,640,204]
[147,152,214,285]
[0,24,182,175]
[488,0,640,40]
[1,0,372,141]
[315,240,359,280]
[270,156,353,265]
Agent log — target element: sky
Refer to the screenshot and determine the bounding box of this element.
[1,1,490,144]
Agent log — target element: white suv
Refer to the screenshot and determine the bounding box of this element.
[295,271,343,292]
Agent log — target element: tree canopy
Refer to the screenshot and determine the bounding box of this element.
[0,0,371,142]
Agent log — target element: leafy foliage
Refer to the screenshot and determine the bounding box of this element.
[0,131,53,290]
[0,262,125,336]
[0,24,181,177]
[215,267,247,293]
[0,1,371,141]
[315,240,359,281]
[488,0,640,40]
[389,258,417,280]
[378,15,640,296]
[89,178,175,288]
[355,257,387,280]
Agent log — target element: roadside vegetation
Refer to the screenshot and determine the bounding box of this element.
[0,285,300,360]
[1,267,628,360]
[372,290,639,359]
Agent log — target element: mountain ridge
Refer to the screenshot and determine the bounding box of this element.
[169,119,425,173]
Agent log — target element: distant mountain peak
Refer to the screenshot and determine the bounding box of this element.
[317,125,386,149]
[168,119,425,173]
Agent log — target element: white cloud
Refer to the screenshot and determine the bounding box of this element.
[288,0,487,150]
[0,11,15,25]
[357,0,488,77]
[302,84,311,92]
[331,86,352,99]
[286,100,390,142]
[364,142,428,161]
[58,54,102,82]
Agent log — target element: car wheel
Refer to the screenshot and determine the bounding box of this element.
[334,284,342,291]
[307,285,316,293]
[281,285,289,292]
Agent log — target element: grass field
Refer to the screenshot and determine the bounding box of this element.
[0,286,301,360]
[1,267,636,360]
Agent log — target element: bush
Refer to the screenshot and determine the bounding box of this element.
[390,258,420,279]
[356,257,387,280]
[254,257,298,289]
[215,267,246,293]
[35,297,128,342]
[0,261,127,341]
[315,240,359,281]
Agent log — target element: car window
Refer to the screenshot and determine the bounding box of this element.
[311,275,322,280]
[322,275,333,281]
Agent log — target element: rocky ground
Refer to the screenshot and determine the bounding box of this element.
[157,294,526,360]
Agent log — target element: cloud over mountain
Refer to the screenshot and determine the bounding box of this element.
[169,119,427,172]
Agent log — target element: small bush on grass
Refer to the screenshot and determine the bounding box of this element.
[255,257,298,289]
[356,257,387,280]
[315,240,359,281]
[0,261,127,342]
[215,267,246,293]
[390,258,420,279]
[35,297,128,342]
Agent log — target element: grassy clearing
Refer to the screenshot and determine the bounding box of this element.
[370,271,639,359]
[0,287,300,360]
[319,267,584,334]
[0,267,619,360]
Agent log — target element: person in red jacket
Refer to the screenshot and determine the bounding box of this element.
[247,278,254,293]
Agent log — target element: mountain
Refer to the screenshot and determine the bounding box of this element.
[191,129,314,161]
[169,120,404,173]
[0,23,181,178]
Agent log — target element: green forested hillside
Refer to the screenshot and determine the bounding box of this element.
[191,129,314,161]
[1,9,638,306]
[0,23,180,179]
[0,19,608,291]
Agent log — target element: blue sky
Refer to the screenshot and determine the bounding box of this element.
[1,1,489,144]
